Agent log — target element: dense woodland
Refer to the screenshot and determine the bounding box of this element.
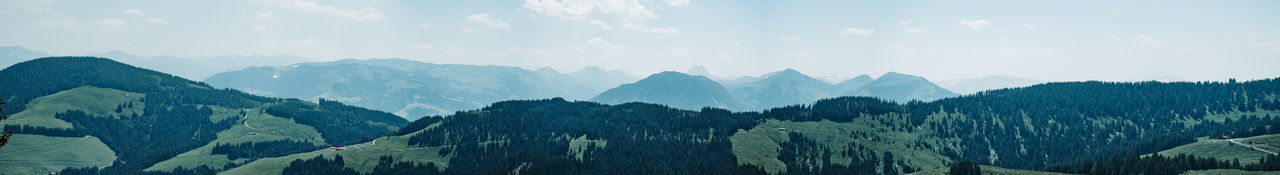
[265,98,407,145]
[1045,153,1280,174]
[211,139,320,160]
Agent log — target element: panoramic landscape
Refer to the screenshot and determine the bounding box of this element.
[1,0,1279,175]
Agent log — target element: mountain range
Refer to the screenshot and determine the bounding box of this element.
[0,46,309,80]
[593,69,957,111]
[204,58,637,119]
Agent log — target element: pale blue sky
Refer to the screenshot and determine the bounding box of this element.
[2,0,1278,82]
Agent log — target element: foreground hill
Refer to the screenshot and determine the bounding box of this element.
[204,58,616,120]
[240,77,1280,174]
[0,57,407,174]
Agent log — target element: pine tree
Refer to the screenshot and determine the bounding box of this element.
[0,99,11,149]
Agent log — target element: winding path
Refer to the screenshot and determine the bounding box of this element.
[0,136,91,156]
[1229,139,1278,155]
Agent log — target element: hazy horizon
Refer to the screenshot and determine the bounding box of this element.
[3,0,1278,82]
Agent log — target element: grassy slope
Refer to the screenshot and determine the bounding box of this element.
[0,87,142,174]
[221,122,450,175]
[909,165,1075,175]
[144,104,328,172]
[1,86,145,129]
[1157,134,1280,165]
[0,134,116,174]
[731,115,953,174]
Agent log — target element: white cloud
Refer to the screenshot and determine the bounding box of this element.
[663,0,690,6]
[254,11,274,22]
[1246,32,1280,51]
[407,43,466,57]
[589,19,613,30]
[620,23,679,34]
[145,17,169,24]
[522,0,661,21]
[1129,35,1166,48]
[99,18,128,28]
[121,9,168,24]
[664,46,688,55]
[1110,34,1192,52]
[784,51,814,59]
[466,13,511,29]
[897,20,914,25]
[995,47,1017,57]
[253,0,384,21]
[840,27,875,36]
[958,19,991,30]
[779,35,800,41]
[888,44,915,55]
[480,47,563,58]
[903,28,922,34]
[1023,24,1035,30]
[2,0,56,14]
[573,37,627,52]
[123,9,146,16]
[417,23,437,29]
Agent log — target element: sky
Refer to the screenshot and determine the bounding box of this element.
[2,0,1279,82]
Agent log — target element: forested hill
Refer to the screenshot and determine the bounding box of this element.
[263,77,1280,174]
[0,57,408,174]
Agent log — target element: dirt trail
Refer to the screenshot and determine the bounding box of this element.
[0,136,91,156]
[1229,139,1278,155]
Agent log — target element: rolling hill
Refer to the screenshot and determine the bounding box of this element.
[0,57,407,174]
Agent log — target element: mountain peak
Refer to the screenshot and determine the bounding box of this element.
[651,71,695,79]
[536,67,560,74]
[685,65,711,76]
[878,72,922,80]
[575,66,606,74]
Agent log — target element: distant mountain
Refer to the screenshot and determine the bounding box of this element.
[0,46,50,69]
[590,71,747,110]
[1126,75,1186,82]
[936,75,1044,94]
[566,66,639,93]
[0,46,309,80]
[601,70,957,111]
[833,74,874,95]
[728,69,835,110]
[0,57,406,174]
[685,65,713,77]
[204,58,599,119]
[839,72,957,102]
[88,50,309,80]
